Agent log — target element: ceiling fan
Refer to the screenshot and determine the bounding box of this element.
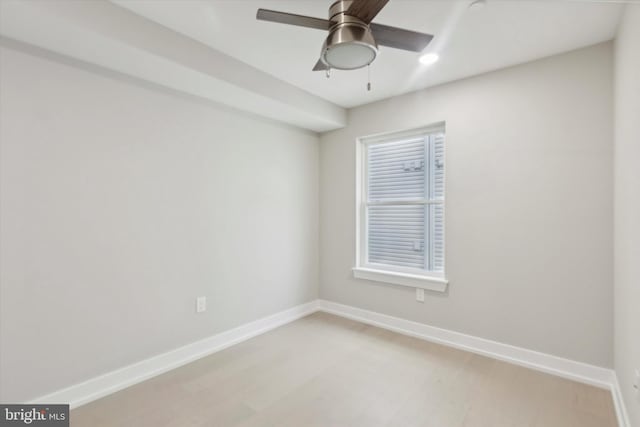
[256,0,434,72]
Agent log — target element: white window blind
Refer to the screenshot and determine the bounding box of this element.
[364,129,445,275]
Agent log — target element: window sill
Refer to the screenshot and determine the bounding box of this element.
[352,267,449,293]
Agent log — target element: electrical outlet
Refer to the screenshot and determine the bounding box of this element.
[196,296,206,313]
[416,288,425,303]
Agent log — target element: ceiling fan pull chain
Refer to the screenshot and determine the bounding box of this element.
[367,64,371,91]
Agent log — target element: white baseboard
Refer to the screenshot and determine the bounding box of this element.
[30,300,320,409]
[29,297,624,426]
[611,372,631,427]
[317,300,614,390]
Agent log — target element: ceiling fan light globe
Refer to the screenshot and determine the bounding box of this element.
[323,42,377,70]
[321,23,378,70]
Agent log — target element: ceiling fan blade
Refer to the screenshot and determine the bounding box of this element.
[346,0,389,24]
[313,59,328,71]
[370,23,433,52]
[256,9,330,31]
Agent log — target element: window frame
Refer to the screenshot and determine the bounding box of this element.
[353,124,448,292]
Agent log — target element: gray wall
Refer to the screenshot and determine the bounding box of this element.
[0,45,319,402]
[614,4,640,425]
[320,43,613,367]
[0,35,623,405]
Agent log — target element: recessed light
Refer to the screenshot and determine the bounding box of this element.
[419,53,439,66]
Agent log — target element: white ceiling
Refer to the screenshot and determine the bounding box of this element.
[0,0,626,131]
[113,0,624,108]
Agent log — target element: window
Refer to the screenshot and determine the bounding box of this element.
[354,125,447,291]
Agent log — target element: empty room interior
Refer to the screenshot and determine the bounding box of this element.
[0,0,639,426]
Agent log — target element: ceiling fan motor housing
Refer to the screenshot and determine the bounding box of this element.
[321,0,378,70]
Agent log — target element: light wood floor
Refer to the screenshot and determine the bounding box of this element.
[71,312,617,427]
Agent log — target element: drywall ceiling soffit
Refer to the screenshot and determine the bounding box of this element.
[0,0,346,132]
